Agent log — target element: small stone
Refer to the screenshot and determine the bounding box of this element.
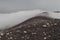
[51,24,53,26]
[33,24,36,26]
[32,33,36,34]
[0,33,4,36]
[27,37,30,39]
[24,31,27,33]
[44,37,47,40]
[43,32,46,35]
[14,38,17,39]
[21,37,24,38]
[47,23,50,25]
[48,35,51,37]
[28,26,31,28]
[16,30,20,32]
[43,32,45,33]
[6,33,9,35]
[10,32,12,33]
[9,37,13,39]
[44,33,46,35]
[0,36,1,38]
[43,25,47,27]
[42,35,44,36]
[54,23,57,25]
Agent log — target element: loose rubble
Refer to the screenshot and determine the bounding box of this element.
[0,16,60,40]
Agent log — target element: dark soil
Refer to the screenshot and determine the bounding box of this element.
[0,16,60,40]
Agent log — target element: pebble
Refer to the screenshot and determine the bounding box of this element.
[54,23,57,25]
[44,37,47,40]
[43,25,47,27]
[24,31,27,33]
[0,36,1,38]
[48,35,51,37]
[0,33,4,36]
[32,33,37,34]
[9,37,13,39]
[6,33,10,35]
[21,36,24,39]
[43,32,46,35]
[47,23,50,25]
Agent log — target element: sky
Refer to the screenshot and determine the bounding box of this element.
[0,9,60,30]
[0,10,44,30]
[0,0,60,13]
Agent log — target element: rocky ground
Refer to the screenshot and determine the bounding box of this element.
[0,16,60,40]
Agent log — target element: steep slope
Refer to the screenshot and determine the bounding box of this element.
[0,16,60,40]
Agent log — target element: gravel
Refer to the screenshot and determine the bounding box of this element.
[0,16,60,40]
